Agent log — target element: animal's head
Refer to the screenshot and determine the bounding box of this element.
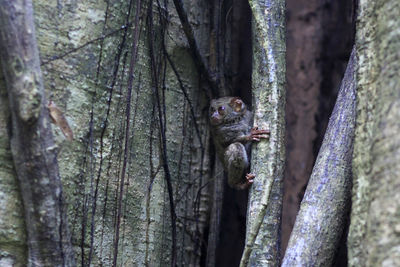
[209,97,246,126]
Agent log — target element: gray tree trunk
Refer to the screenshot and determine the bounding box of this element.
[348,0,400,266]
[0,0,214,266]
[282,49,355,266]
[240,0,286,266]
[0,0,75,265]
[0,74,28,267]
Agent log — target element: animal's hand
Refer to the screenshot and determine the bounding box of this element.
[249,127,270,141]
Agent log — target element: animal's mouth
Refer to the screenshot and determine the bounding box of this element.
[210,116,220,125]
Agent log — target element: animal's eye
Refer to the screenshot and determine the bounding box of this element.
[218,106,226,115]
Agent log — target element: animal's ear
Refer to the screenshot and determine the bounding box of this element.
[229,97,244,112]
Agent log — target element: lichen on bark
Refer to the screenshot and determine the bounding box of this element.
[1,0,214,266]
[35,0,211,266]
[348,0,400,266]
[282,49,356,266]
[0,0,76,265]
[0,71,27,267]
[240,0,286,266]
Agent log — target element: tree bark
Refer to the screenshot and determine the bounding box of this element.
[0,71,27,267]
[0,0,75,266]
[240,0,286,266]
[282,48,356,266]
[0,0,215,266]
[348,0,400,265]
[283,0,355,253]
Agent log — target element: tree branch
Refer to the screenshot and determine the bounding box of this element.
[282,48,356,266]
[240,0,286,266]
[0,1,75,266]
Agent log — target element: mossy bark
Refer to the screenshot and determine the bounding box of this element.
[240,0,286,266]
[0,72,27,267]
[0,1,75,265]
[0,0,213,266]
[282,49,355,266]
[348,0,400,266]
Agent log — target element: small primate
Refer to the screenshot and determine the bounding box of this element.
[209,97,270,190]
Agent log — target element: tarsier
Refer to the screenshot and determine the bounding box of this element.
[209,97,270,190]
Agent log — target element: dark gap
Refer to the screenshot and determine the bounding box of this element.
[213,0,252,267]
[313,0,355,158]
[216,186,248,267]
[332,202,351,267]
[232,0,252,106]
[200,225,210,266]
[283,0,356,264]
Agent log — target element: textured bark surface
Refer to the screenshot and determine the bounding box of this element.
[283,1,322,251]
[0,0,213,266]
[348,0,400,266]
[240,0,286,266]
[0,1,75,265]
[282,49,355,266]
[0,73,27,267]
[283,0,355,253]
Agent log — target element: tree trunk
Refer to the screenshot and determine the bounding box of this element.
[0,1,75,265]
[0,72,27,267]
[240,0,286,266]
[5,0,397,266]
[0,0,214,266]
[348,0,400,265]
[282,49,355,266]
[283,0,355,253]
